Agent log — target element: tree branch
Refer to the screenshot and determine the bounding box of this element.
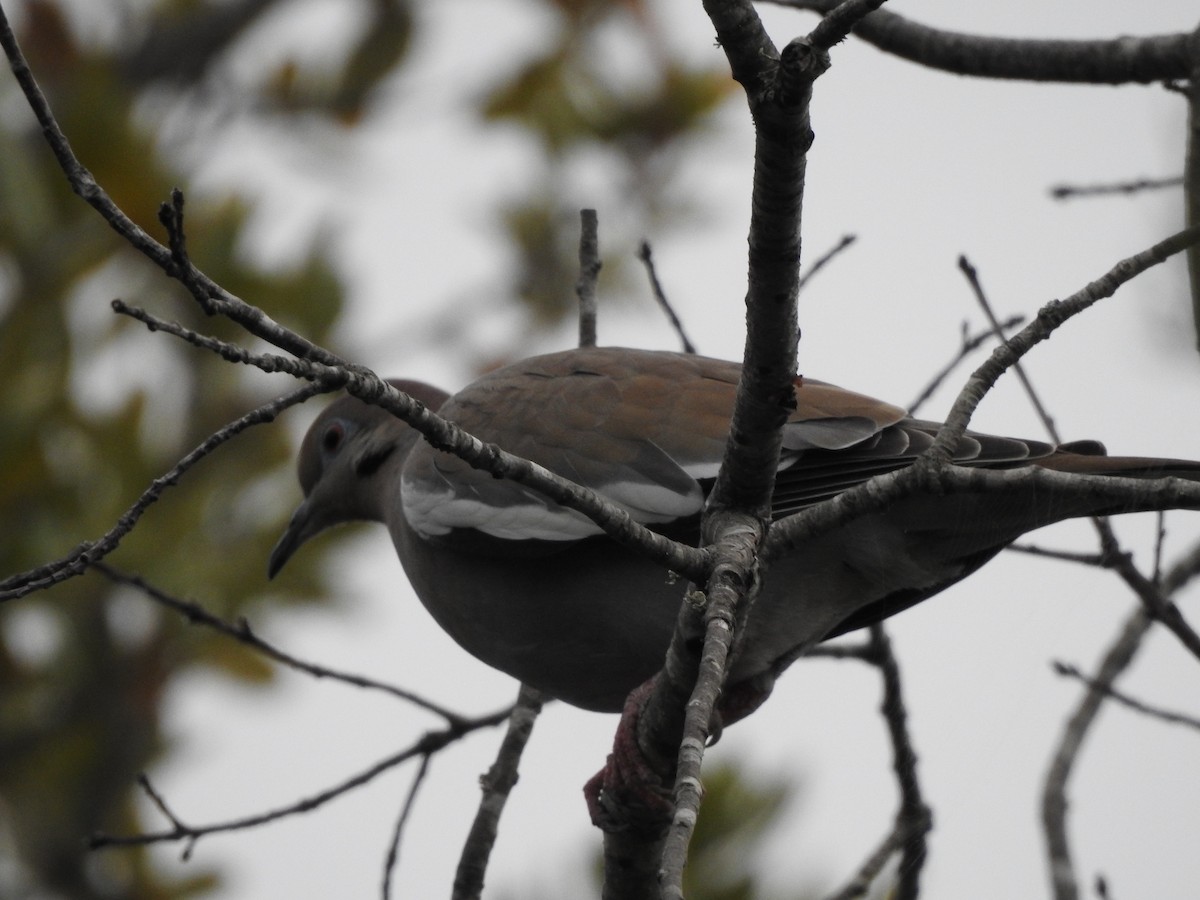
[452,685,545,900]
[93,564,476,723]
[1184,23,1200,350]
[766,1,1193,84]
[930,224,1200,464]
[106,298,711,584]
[1050,175,1184,200]
[1041,532,1200,900]
[638,240,697,354]
[576,209,601,348]
[1042,607,1151,900]
[1051,661,1200,733]
[628,7,887,895]
[905,315,1025,416]
[0,385,325,601]
[89,711,511,855]
[382,753,433,900]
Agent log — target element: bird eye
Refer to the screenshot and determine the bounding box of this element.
[322,421,345,455]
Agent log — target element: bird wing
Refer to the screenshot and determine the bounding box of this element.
[401,347,922,541]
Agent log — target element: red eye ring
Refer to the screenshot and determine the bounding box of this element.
[322,421,345,453]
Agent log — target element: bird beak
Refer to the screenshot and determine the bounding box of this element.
[268,498,317,579]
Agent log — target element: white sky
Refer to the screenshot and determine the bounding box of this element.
[78,1,1200,897]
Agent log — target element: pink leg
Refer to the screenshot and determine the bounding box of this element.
[584,679,674,831]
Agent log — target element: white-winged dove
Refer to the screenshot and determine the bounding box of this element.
[269,347,1200,712]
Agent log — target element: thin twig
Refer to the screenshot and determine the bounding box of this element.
[795,233,857,294]
[89,711,512,853]
[108,302,712,584]
[807,0,889,50]
[1097,523,1200,667]
[958,254,1060,441]
[1006,543,1107,567]
[823,829,901,900]
[637,240,696,354]
[804,640,874,661]
[1050,176,1183,199]
[1052,661,1200,733]
[0,385,325,601]
[1151,511,1167,585]
[770,225,1200,569]
[94,564,472,723]
[1040,531,1200,900]
[135,774,198,861]
[906,315,1024,416]
[927,224,1200,463]
[112,300,321,379]
[382,753,433,900]
[0,6,342,362]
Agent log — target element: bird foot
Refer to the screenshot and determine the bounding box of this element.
[584,679,675,833]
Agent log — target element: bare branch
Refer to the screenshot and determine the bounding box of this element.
[1095,523,1200,664]
[795,233,857,294]
[766,446,1200,568]
[89,712,510,854]
[905,315,1024,416]
[809,625,929,899]
[601,0,846,889]
[765,1,1192,84]
[1050,175,1183,200]
[135,774,198,862]
[806,0,889,50]
[109,300,712,585]
[958,254,1060,441]
[823,829,902,900]
[382,754,433,900]
[576,209,601,348]
[0,385,325,601]
[1007,543,1108,568]
[638,240,697,354]
[0,5,342,362]
[931,225,1200,465]
[452,685,545,900]
[866,625,930,900]
[1042,607,1151,900]
[1052,661,1200,733]
[804,640,873,661]
[94,564,475,723]
[659,539,750,898]
[1041,529,1200,899]
[112,300,324,379]
[1186,24,1200,352]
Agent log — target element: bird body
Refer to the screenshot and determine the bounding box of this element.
[270,347,1200,712]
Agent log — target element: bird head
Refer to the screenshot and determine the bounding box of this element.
[268,379,449,578]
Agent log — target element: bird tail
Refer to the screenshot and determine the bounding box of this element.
[1039,445,1200,482]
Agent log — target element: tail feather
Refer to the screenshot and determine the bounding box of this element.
[1038,450,1200,482]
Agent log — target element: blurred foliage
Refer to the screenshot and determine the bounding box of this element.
[480,0,736,323]
[503,763,865,900]
[0,0,403,896]
[671,764,816,900]
[0,0,733,896]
